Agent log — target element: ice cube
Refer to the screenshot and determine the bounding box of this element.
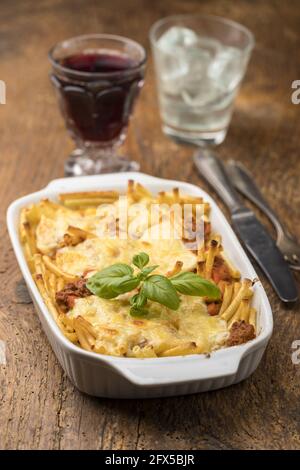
[155,26,199,95]
[208,45,244,90]
[182,46,213,90]
[154,48,188,95]
[177,37,221,105]
[196,36,222,57]
[181,79,222,108]
[157,26,199,51]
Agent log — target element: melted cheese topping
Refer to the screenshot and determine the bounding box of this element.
[36,210,99,254]
[55,237,197,277]
[69,295,228,357]
[34,197,229,357]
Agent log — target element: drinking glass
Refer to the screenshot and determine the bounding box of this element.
[49,34,146,176]
[150,15,254,146]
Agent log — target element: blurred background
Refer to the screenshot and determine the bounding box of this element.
[1,0,299,188]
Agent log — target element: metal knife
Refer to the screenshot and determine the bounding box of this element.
[226,160,300,271]
[193,148,298,303]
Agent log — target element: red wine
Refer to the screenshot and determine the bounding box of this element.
[61,52,138,73]
[52,52,144,143]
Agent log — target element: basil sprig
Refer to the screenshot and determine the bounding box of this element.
[86,252,220,316]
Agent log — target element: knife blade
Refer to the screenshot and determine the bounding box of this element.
[193,148,298,303]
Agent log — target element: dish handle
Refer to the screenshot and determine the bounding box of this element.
[110,349,243,387]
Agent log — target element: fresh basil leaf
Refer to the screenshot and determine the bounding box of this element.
[142,275,180,310]
[86,263,139,299]
[116,276,141,294]
[90,263,134,278]
[87,275,140,299]
[130,306,149,317]
[140,265,159,278]
[170,272,221,300]
[132,252,149,269]
[130,292,147,308]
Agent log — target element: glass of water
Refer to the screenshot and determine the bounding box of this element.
[150,15,254,146]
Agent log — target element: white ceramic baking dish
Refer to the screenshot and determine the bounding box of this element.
[7,172,273,398]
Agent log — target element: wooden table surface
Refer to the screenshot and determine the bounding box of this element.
[1,0,300,450]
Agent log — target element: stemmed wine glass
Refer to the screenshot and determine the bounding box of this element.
[49,34,146,176]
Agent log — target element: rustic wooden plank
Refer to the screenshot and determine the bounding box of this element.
[0,0,300,450]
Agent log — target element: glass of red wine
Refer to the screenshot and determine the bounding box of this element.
[49,34,146,176]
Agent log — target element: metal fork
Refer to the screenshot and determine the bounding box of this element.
[227,160,300,271]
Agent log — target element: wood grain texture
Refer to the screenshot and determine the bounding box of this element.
[1,0,300,450]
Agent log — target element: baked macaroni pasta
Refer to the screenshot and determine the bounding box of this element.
[20,180,257,358]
